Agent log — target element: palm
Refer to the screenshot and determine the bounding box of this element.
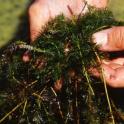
[27,0,124,88]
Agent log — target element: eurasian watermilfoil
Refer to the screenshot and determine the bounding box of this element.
[0,8,124,124]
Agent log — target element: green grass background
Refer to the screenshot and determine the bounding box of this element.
[108,0,124,21]
[0,0,124,48]
[0,0,29,47]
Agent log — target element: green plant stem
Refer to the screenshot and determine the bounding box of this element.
[32,92,52,123]
[95,52,115,124]
[51,87,64,119]
[22,100,27,115]
[18,44,54,56]
[76,38,95,95]
[25,80,38,89]
[101,68,115,124]
[75,81,79,124]
[0,101,25,123]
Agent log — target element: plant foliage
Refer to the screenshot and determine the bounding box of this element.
[0,8,124,124]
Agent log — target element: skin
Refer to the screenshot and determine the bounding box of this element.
[93,27,124,88]
[28,0,108,41]
[28,0,124,88]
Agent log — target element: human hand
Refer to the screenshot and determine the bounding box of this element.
[24,0,107,90]
[23,0,107,62]
[93,26,124,88]
[29,0,107,42]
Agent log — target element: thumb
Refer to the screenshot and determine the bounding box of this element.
[93,26,124,51]
[87,0,108,8]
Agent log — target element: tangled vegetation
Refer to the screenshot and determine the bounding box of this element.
[0,8,124,124]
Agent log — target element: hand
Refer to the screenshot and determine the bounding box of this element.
[29,0,107,42]
[93,26,124,88]
[26,0,107,90]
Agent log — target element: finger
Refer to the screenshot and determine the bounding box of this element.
[90,63,124,87]
[92,26,124,51]
[29,1,50,42]
[101,64,124,88]
[29,0,108,42]
[86,0,108,8]
[102,60,123,69]
[89,67,100,77]
[22,51,30,62]
[102,58,124,66]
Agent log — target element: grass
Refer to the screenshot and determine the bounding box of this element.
[108,0,124,21]
[0,0,29,47]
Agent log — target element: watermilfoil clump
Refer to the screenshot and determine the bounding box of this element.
[0,8,124,124]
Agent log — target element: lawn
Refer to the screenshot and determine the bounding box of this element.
[0,0,124,47]
[108,0,124,21]
[0,0,29,47]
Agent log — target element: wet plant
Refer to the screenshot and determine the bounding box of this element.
[0,7,124,124]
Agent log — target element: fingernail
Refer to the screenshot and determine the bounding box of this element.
[92,31,108,46]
